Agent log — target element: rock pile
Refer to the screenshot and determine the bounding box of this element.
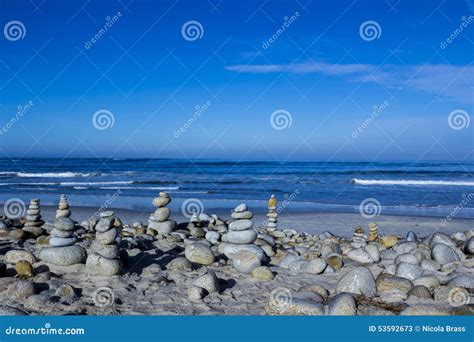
[23,198,44,236]
[86,211,121,276]
[267,194,278,229]
[147,192,176,236]
[351,226,367,248]
[220,204,263,273]
[56,194,71,218]
[367,222,378,241]
[39,208,86,266]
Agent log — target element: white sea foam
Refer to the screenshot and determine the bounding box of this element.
[352,178,474,186]
[98,186,180,190]
[60,181,134,186]
[17,172,94,178]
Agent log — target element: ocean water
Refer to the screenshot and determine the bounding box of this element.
[0,158,473,218]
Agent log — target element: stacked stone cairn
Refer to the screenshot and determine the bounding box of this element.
[147,192,176,236]
[23,198,45,237]
[86,211,122,276]
[39,196,86,266]
[220,204,264,273]
[266,194,278,229]
[351,226,367,248]
[367,222,378,242]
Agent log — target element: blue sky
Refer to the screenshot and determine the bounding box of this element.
[0,0,473,161]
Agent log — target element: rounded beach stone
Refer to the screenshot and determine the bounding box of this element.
[365,244,380,262]
[99,210,114,218]
[193,271,219,293]
[55,209,71,218]
[325,255,343,270]
[15,260,34,277]
[431,243,460,265]
[231,211,253,220]
[347,249,374,264]
[234,203,247,212]
[205,231,220,244]
[328,293,357,315]
[95,217,114,232]
[86,253,121,276]
[220,243,265,260]
[187,285,205,301]
[148,220,176,234]
[406,231,417,242]
[465,236,474,254]
[395,253,419,265]
[49,237,77,247]
[55,284,75,299]
[395,262,423,281]
[306,258,327,274]
[429,232,456,247]
[13,280,35,299]
[288,260,309,274]
[229,219,254,231]
[153,207,170,222]
[336,266,376,296]
[233,250,261,273]
[96,227,118,245]
[223,230,257,244]
[53,217,76,231]
[91,240,119,259]
[166,257,192,271]
[279,254,301,269]
[376,274,413,293]
[50,228,74,238]
[153,196,171,208]
[5,250,36,264]
[39,245,87,266]
[408,285,432,299]
[185,243,215,265]
[251,266,274,280]
[421,259,440,272]
[399,304,451,316]
[448,275,474,289]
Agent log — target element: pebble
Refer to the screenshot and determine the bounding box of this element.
[406,231,417,242]
[96,227,118,245]
[167,257,192,271]
[205,231,220,244]
[86,253,121,276]
[266,298,324,316]
[376,274,413,293]
[39,246,86,266]
[408,285,432,299]
[279,254,301,269]
[414,276,440,290]
[49,237,78,247]
[187,285,205,301]
[306,258,327,274]
[220,243,265,260]
[193,271,219,294]
[53,217,76,231]
[55,284,75,299]
[429,232,456,248]
[223,230,257,244]
[251,266,274,281]
[395,262,423,281]
[365,244,380,262]
[325,255,343,270]
[328,293,357,315]
[5,250,36,264]
[448,275,474,289]
[421,259,440,272]
[400,304,451,316]
[464,236,474,254]
[431,243,460,264]
[185,243,215,266]
[15,260,34,278]
[347,249,374,264]
[288,260,309,274]
[336,266,376,296]
[229,219,254,231]
[12,280,35,299]
[233,250,261,273]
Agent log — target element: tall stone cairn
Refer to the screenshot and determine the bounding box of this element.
[86,211,121,276]
[351,226,367,249]
[39,195,86,266]
[267,194,278,229]
[24,198,44,228]
[147,192,176,235]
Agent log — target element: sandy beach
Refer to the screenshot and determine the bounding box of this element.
[0,196,473,316]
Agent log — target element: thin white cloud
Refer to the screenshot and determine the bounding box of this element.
[225,61,474,103]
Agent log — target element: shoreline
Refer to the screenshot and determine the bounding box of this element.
[33,205,474,238]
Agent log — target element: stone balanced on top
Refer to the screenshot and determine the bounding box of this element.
[56,194,71,218]
[147,192,176,235]
[86,211,122,276]
[267,194,278,229]
[39,195,86,266]
[351,226,367,249]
